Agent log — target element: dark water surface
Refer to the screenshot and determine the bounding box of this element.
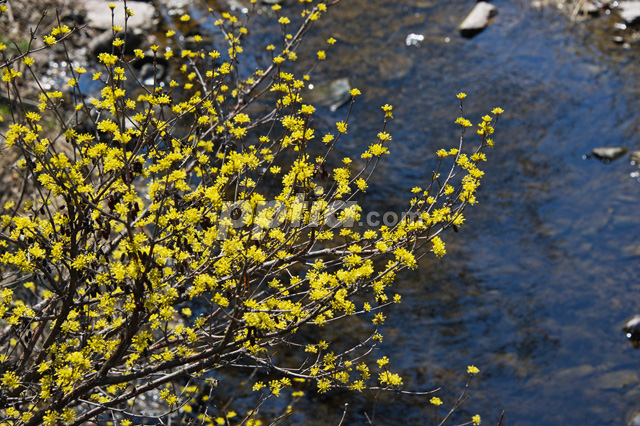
[197,0,640,424]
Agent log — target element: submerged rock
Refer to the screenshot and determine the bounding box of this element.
[591,146,628,162]
[378,53,414,80]
[458,2,497,38]
[624,315,640,347]
[304,78,352,112]
[618,1,640,25]
[630,150,640,163]
[597,369,638,390]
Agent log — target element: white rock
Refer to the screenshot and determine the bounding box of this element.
[458,2,498,37]
[591,146,628,162]
[82,0,157,31]
[618,1,640,25]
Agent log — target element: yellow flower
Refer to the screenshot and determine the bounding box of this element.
[456,92,467,99]
[44,35,57,46]
[377,132,391,142]
[98,53,118,66]
[381,103,393,118]
[317,50,326,60]
[300,104,315,115]
[472,414,481,425]
[430,396,443,406]
[467,365,480,374]
[432,236,446,257]
[2,371,20,390]
[51,25,71,36]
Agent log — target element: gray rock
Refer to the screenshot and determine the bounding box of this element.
[82,0,158,31]
[157,0,197,17]
[304,78,352,112]
[591,146,628,162]
[628,409,640,426]
[458,2,497,38]
[585,2,600,15]
[630,150,640,163]
[618,1,640,25]
[262,0,286,4]
[88,28,144,56]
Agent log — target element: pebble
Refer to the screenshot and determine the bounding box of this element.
[458,2,498,38]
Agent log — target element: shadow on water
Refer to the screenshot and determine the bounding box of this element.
[172,0,640,424]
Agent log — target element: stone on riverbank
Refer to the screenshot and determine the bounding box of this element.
[618,1,640,25]
[82,0,158,31]
[458,2,497,38]
[89,28,145,56]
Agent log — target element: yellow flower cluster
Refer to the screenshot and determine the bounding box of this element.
[0,2,502,423]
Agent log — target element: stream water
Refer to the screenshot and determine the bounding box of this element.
[179,0,640,424]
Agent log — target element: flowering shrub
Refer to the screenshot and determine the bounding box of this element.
[0,0,502,424]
